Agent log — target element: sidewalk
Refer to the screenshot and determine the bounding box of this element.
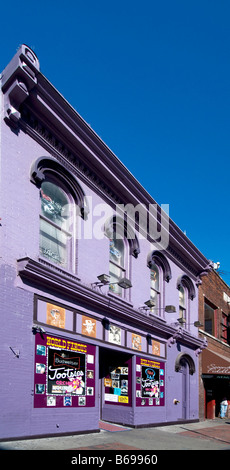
[1,418,230,451]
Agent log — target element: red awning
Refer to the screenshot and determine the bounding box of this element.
[202,348,230,375]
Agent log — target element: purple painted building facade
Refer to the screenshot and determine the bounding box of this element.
[0,45,211,440]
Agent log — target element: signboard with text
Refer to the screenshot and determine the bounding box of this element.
[136,356,165,407]
[34,333,95,408]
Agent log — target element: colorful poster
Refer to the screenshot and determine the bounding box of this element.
[46,303,65,329]
[136,357,165,407]
[141,366,159,398]
[34,333,95,408]
[132,334,142,351]
[152,340,160,356]
[82,315,96,338]
[47,347,85,395]
[108,324,121,345]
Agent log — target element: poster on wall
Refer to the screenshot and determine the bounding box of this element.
[136,357,165,407]
[81,315,96,338]
[46,303,66,329]
[132,334,142,351]
[108,324,121,345]
[47,347,86,395]
[34,333,96,408]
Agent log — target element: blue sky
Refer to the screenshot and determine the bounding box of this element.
[1,1,229,283]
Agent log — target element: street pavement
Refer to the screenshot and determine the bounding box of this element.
[1,418,230,451]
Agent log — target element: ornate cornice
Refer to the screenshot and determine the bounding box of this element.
[20,106,124,208]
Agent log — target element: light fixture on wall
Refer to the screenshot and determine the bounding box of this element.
[91,274,132,290]
[164,305,176,313]
[177,319,203,327]
[97,274,111,285]
[139,302,176,314]
[32,325,46,335]
[117,277,132,289]
[177,318,204,328]
[144,299,155,309]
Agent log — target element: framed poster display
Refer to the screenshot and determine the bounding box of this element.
[34,333,96,408]
[136,356,165,407]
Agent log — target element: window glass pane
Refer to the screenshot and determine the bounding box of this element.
[40,218,69,268]
[109,263,122,296]
[41,181,69,229]
[150,264,159,291]
[204,302,215,335]
[150,289,159,315]
[179,306,186,320]
[109,238,124,267]
[179,286,185,307]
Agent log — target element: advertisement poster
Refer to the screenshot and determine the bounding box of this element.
[136,357,165,406]
[82,315,96,338]
[46,303,65,329]
[34,333,95,408]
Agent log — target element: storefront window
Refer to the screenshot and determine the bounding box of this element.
[34,333,96,408]
[102,350,132,406]
[136,357,165,407]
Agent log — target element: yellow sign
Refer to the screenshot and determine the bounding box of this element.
[140,358,160,368]
[46,336,87,353]
[118,396,129,403]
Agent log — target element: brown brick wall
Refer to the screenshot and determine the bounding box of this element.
[198,270,230,420]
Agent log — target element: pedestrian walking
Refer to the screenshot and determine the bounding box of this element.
[220,398,228,418]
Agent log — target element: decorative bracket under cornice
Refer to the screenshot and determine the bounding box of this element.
[1,45,40,129]
[167,327,183,347]
[194,337,208,356]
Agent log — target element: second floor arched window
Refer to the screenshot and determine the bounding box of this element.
[177,275,196,328]
[31,156,89,274]
[150,263,161,314]
[40,179,73,269]
[179,285,186,325]
[147,250,172,317]
[109,237,126,297]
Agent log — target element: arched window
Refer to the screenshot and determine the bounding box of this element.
[39,179,73,269]
[105,215,139,298]
[147,251,171,317]
[109,237,126,297]
[177,275,196,329]
[179,285,186,325]
[31,156,89,273]
[150,263,161,314]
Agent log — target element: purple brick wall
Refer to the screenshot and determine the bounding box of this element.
[0,46,208,440]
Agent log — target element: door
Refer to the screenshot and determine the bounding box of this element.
[181,359,189,420]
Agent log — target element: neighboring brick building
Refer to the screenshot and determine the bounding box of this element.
[198,269,230,419]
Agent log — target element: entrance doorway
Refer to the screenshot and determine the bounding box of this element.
[203,375,230,418]
[175,353,195,421]
[99,347,132,422]
[181,358,189,420]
